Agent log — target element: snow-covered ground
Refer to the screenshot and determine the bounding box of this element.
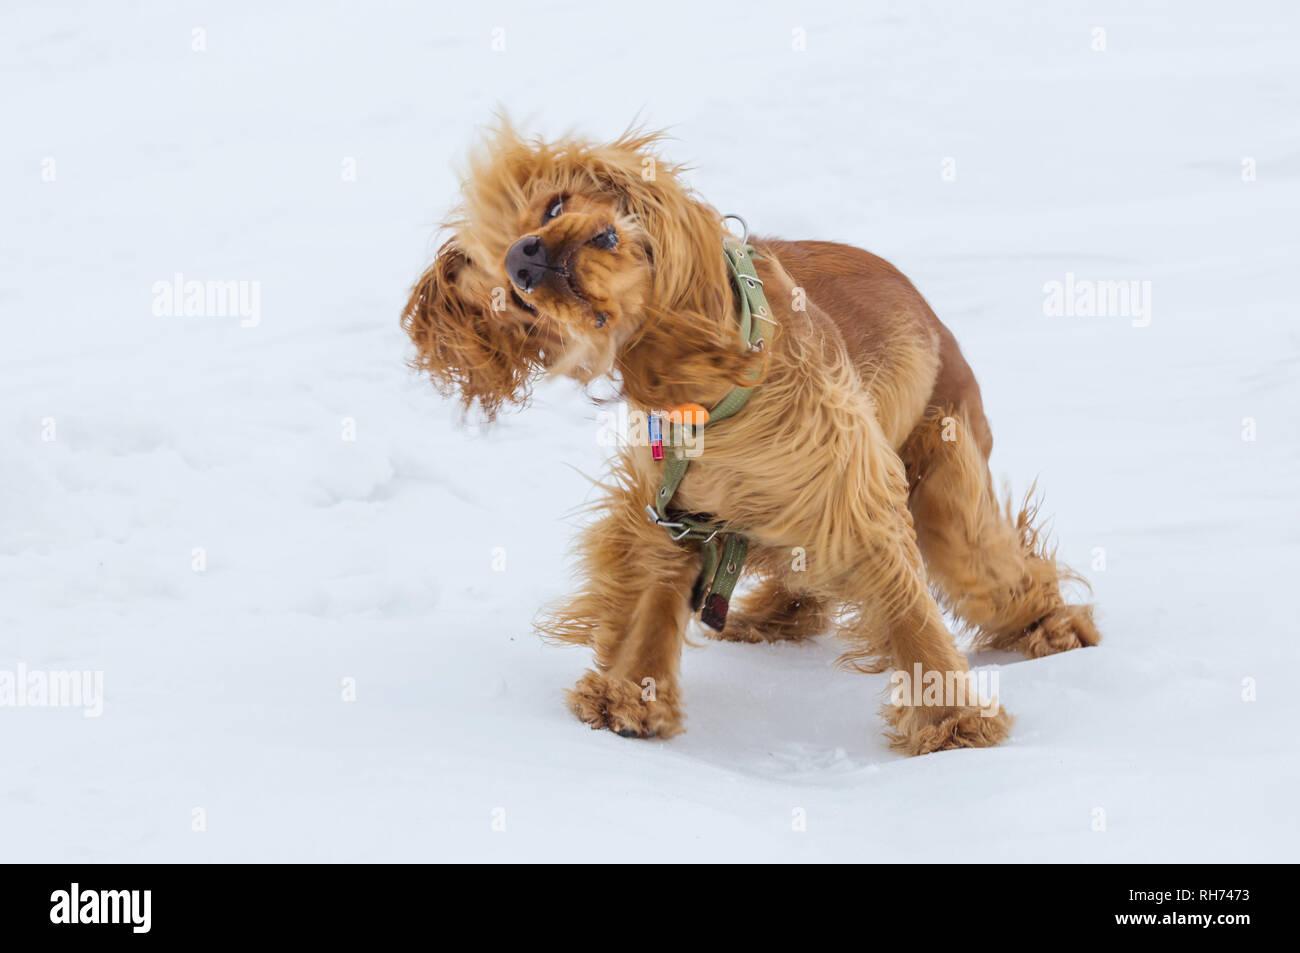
[3,0,1297,862]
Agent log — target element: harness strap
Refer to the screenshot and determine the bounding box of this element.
[646,235,773,631]
[699,534,749,629]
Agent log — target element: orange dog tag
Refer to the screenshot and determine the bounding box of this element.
[671,403,709,427]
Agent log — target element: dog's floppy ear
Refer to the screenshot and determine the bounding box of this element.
[401,239,543,420]
[586,130,729,314]
[584,131,765,408]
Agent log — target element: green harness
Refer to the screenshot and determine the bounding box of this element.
[646,236,772,631]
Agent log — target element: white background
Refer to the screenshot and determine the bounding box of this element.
[2,0,1297,861]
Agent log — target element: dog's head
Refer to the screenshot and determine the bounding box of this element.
[403,122,754,419]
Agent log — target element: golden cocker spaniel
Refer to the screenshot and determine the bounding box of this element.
[403,123,1100,755]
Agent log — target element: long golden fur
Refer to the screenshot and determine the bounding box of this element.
[403,122,1101,755]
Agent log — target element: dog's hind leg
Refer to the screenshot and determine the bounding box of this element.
[900,407,1101,658]
[536,479,699,738]
[711,576,831,644]
[827,533,1013,756]
[775,410,1012,755]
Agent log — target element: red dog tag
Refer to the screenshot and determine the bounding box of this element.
[648,412,664,461]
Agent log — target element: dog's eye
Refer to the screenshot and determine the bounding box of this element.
[544,198,564,222]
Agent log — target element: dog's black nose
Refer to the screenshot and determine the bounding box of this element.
[506,236,549,293]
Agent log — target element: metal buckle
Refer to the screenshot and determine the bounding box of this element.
[645,504,680,527]
[646,505,719,543]
[645,505,691,539]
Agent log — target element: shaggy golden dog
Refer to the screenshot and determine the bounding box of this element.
[403,123,1100,755]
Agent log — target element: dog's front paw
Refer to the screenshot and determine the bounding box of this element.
[1019,604,1100,658]
[566,670,683,739]
[884,702,1013,756]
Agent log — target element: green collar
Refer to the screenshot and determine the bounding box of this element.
[708,238,770,421]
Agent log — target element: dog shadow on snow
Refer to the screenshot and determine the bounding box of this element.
[660,625,1026,782]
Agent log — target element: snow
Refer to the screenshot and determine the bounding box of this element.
[2,0,1297,862]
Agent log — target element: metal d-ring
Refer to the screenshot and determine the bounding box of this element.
[722,213,749,245]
